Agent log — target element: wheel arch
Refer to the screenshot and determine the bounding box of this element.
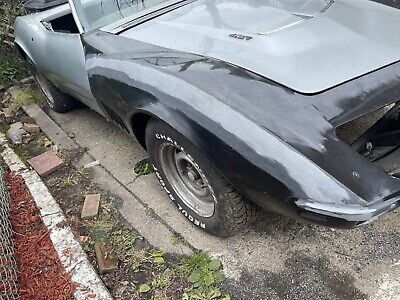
[129,107,201,151]
[14,16,38,65]
[130,112,153,149]
[129,106,293,217]
[14,43,28,61]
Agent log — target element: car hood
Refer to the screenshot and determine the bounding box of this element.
[118,0,400,94]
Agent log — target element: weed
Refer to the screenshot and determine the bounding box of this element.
[82,240,93,253]
[0,0,29,88]
[180,251,210,274]
[146,207,155,216]
[182,288,230,300]
[13,146,31,163]
[0,124,10,134]
[138,283,151,293]
[122,247,163,272]
[10,88,44,112]
[171,233,185,245]
[76,168,89,179]
[180,251,229,300]
[150,250,165,265]
[78,197,229,299]
[97,223,148,272]
[104,228,168,273]
[111,229,139,256]
[34,136,48,148]
[134,158,154,175]
[1,63,17,83]
[151,268,176,290]
[127,250,148,272]
[83,182,98,195]
[91,210,116,238]
[57,174,78,188]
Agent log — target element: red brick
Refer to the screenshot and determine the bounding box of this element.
[22,123,41,134]
[27,151,64,177]
[94,243,118,275]
[81,194,101,219]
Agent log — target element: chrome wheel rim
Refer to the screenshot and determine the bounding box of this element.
[34,71,55,108]
[158,143,215,217]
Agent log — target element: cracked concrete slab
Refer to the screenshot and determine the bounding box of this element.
[43,106,147,185]
[43,106,399,299]
[75,153,193,256]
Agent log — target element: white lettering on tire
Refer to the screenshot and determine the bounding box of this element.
[156,133,185,152]
[177,203,206,229]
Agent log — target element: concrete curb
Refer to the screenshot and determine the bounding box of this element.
[23,104,79,150]
[0,133,113,300]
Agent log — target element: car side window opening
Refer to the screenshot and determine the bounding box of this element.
[43,12,80,34]
[71,0,169,31]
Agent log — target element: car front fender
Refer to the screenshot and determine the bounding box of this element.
[83,31,400,226]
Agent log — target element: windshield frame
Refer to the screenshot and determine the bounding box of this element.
[68,0,192,33]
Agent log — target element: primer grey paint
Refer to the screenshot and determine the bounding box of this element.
[14,4,99,110]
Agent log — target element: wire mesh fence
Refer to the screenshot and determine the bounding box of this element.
[0,167,18,300]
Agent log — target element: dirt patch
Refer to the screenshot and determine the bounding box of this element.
[33,148,229,300]
[6,171,75,300]
[43,150,189,299]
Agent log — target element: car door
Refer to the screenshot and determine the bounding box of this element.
[44,31,95,105]
[36,5,102,113]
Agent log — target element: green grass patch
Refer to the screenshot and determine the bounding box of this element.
[0,123,10,134]
[10,87,44,112]
[134,158,154,175]
[56,174,78,188]
[145,207,155,216]
[83,196,230,299]
[180,251,228,300]
[171,233,186,245]
[13,145,32,163]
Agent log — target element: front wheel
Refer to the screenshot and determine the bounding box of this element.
[145,119,258,237]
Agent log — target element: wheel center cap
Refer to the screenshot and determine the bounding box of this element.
[187,170,199,182]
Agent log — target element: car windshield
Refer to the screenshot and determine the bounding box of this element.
[70,0,171,31]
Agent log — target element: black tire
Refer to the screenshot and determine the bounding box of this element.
[145,118,258,237]
[27,58,77,113]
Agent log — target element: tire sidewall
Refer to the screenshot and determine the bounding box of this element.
[26,58,75,113]
[146,120,230,236]
[26,58,54,108]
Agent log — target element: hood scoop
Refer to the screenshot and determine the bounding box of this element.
[156,0,334,37]
[255,0,333,35]
[256,16,312,36]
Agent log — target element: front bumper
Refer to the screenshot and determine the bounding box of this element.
[295,192,400,228]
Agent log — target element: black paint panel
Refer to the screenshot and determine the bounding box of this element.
[82,30,400,227]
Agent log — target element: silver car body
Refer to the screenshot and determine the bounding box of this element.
[14,4,102,112]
